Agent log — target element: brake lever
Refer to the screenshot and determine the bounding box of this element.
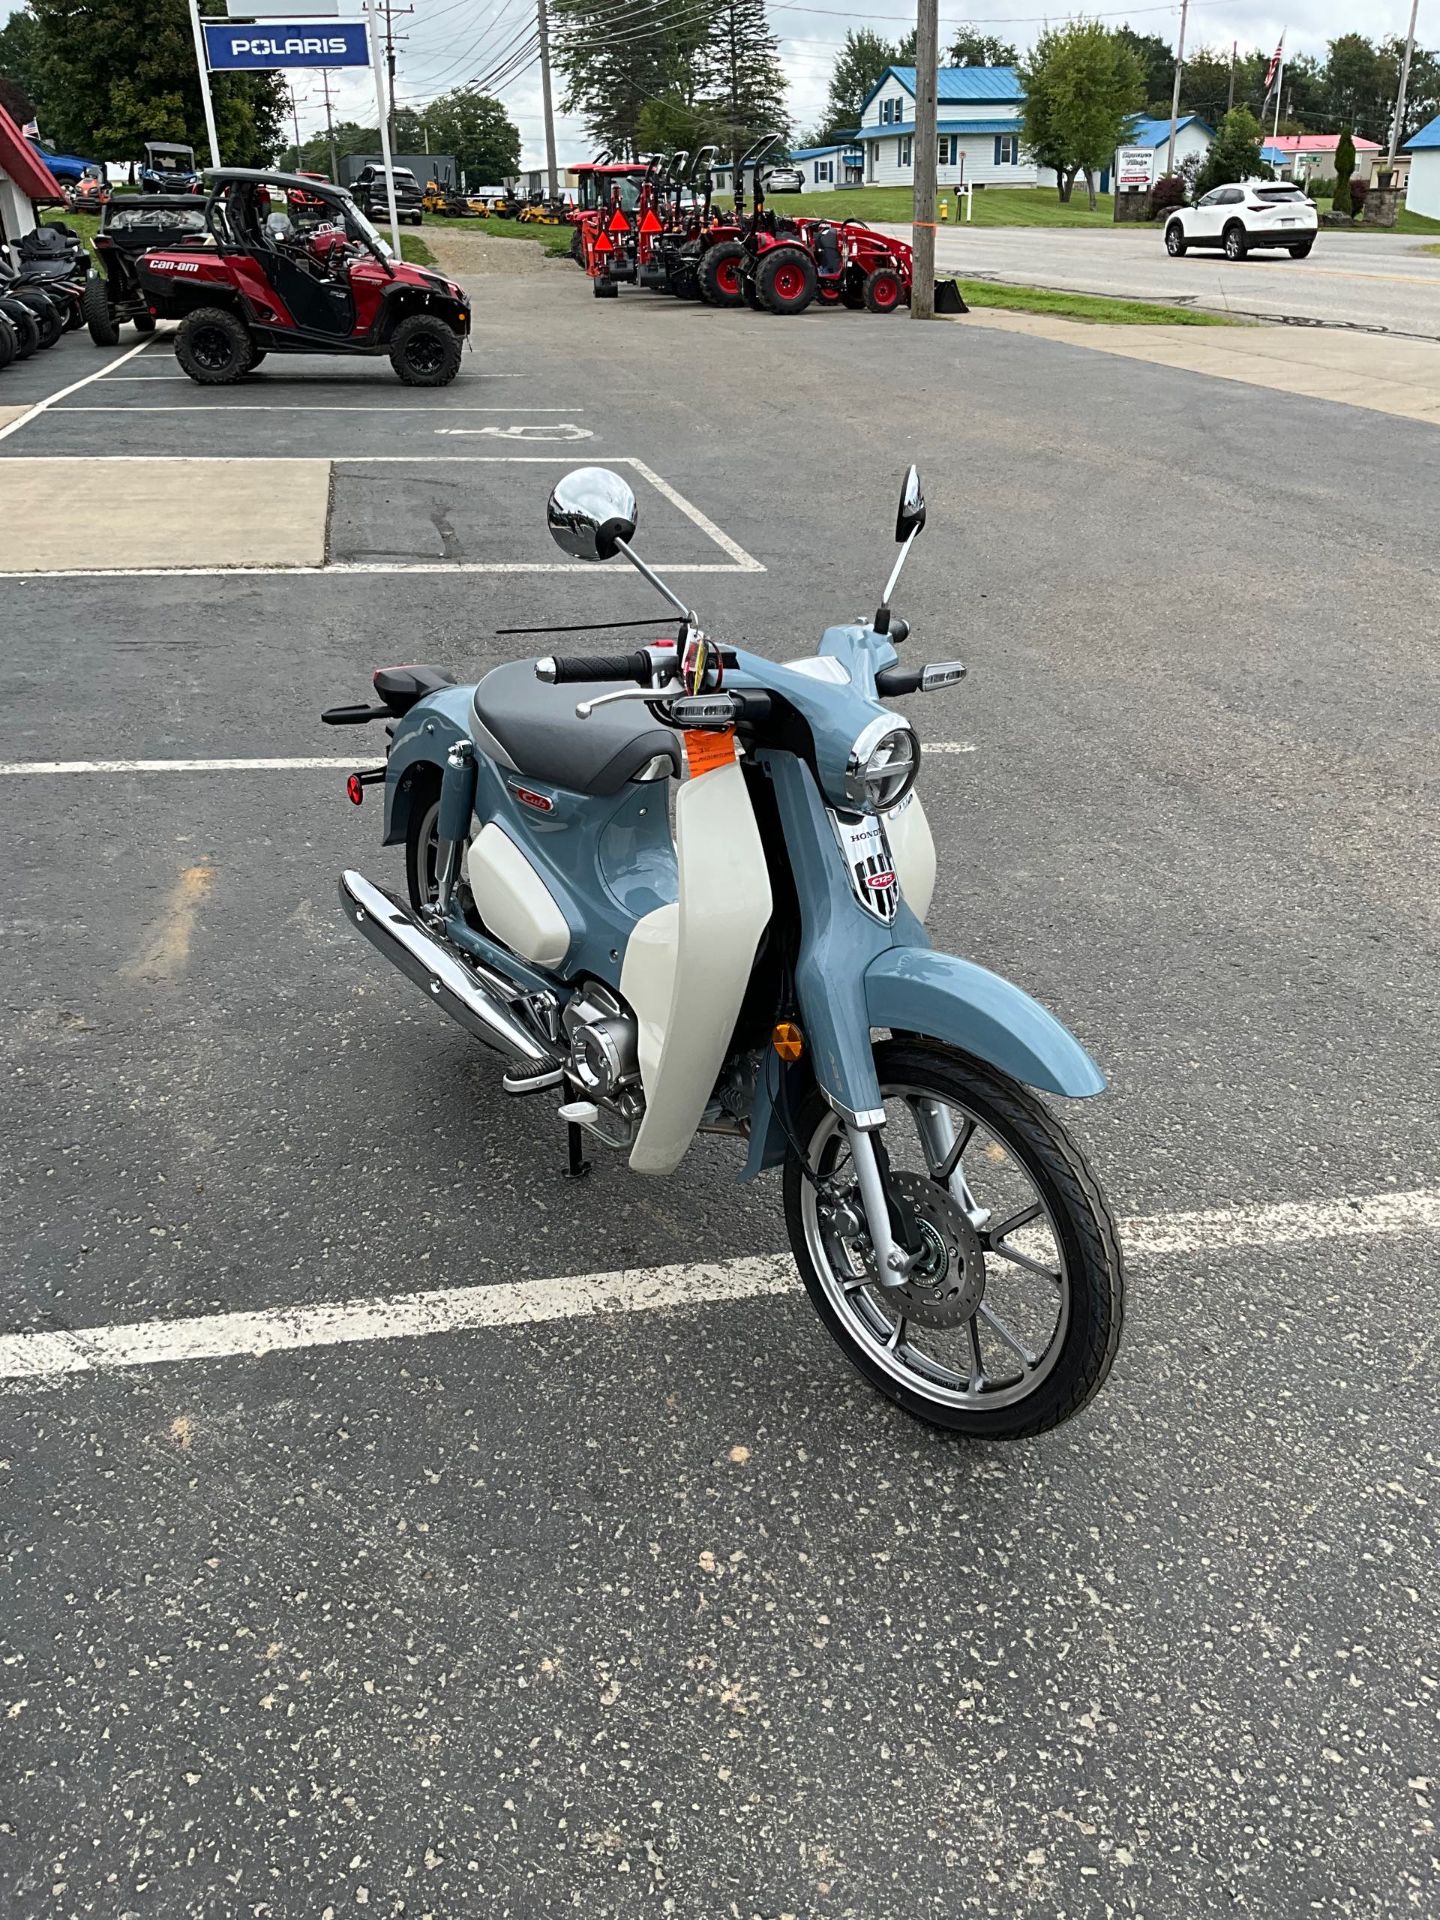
[574,686,674,720]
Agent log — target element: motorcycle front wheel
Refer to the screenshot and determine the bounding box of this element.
[784,1039,1123,1439]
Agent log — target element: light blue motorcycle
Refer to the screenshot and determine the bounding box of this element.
[328,466,1123,1438]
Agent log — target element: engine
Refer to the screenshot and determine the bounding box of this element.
[562,985,642,1136]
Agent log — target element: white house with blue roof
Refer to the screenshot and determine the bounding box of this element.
[1116,115,1214,187]
[789,141,865,191]
[855,65,1041,188]
[1404,113,1440,222]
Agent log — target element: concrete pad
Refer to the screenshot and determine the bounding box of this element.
[0,457,331,573]
[956,310,1440,425]
[0,406,31,433]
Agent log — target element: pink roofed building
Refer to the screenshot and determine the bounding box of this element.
[1259,133,1382,185]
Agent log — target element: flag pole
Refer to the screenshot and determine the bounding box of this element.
[186,0,223,171]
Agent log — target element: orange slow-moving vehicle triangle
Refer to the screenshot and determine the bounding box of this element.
[606,208,631,234]
[638,208,664,235]
[593,229,614,254]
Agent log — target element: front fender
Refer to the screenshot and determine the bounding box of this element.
[865,947,1106,1098]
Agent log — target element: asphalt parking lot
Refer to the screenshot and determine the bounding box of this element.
[2,275,1438,1918]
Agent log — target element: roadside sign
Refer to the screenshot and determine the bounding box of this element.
[203,20,370,67]
[1116,146,1156,191]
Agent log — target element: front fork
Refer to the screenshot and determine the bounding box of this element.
[841,1099,989,1289]
[427,738,476,921]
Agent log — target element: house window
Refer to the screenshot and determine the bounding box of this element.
[880,99,892,125]
[815,160,832,183]
[899,136,913,169]
[994,134,1018,166]
[938,135,954,166]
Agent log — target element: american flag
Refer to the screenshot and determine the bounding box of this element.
[1264,35,1285,92]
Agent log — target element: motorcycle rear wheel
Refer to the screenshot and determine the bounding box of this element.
[783,1039,1123,1439]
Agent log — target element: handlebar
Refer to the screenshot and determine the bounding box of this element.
[536,652,652,686]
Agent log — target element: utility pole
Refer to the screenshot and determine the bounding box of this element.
[319,68,339,182]
[1226,40,1236,114]
[1385,0,1420,176]
[1165,0,1190,179]
[910,0,938,320]
[384,0,397,155]
[288,81,303,172]
[537,0,560,200]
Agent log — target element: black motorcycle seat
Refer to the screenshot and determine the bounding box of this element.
[472,659,680,796]
[373,663,455,716]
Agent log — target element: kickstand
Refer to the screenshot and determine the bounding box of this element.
[566,1121,591,1181]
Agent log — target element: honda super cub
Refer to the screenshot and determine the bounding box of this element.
[327,468,1123,1438]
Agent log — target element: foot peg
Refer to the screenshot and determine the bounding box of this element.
[502,1056,566,1095]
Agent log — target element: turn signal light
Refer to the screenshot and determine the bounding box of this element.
[772,1021,804,1062]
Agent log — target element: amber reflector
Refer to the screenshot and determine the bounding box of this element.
[772,1022,804,1063]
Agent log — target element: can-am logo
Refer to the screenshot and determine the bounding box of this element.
[150,259,201,272]
[232,34,349,54]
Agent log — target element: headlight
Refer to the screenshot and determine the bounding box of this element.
[844,717,919,813]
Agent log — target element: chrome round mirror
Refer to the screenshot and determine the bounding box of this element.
[547,467,638,563]
[895,465,926,542]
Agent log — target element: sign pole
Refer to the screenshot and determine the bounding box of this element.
[188,0,223,170]
[363,0,402,255]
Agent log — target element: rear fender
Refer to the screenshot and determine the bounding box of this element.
[381,686,473,846]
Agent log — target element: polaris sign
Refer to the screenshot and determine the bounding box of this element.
[203,20,370,68]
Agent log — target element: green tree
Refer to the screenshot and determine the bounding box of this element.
[1331,127,1356,216]
[553,0,710,157]
[0,73,36,128]
[395,91,520,185]
[947,29,1017,68]
[1115,25,1173,111]
[700,0,788,174]
[1019,22,1145,206]
[298,120,380,177]
[0,7,43,122]
[1192,104,1266,196]
[1324,35,1387,141]
[1377,35,1440,145]
[26,0,284,164]
[808,28,897,144]
[1179,46,1234,121]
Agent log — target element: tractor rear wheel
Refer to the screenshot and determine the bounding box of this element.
[570,228,584,266]
[698,241,745,307]
[757,246,818,316]
[389,313,463,386]
[83,274,120,346]
[176,305,252,384]
[863,266,906,314]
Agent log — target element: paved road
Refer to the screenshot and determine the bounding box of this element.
[1,277,1437,1918]
[884,223,1440,337]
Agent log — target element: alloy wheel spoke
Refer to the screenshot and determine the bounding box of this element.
[978,1302,1039,1368]
[966,1318,986,1393]
[986,1239,1061,1284]
[986,1200,1042,1245]
[885,1315,908,1354]
[929,1115,976,1185]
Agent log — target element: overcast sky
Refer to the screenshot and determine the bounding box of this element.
[5,0,1431,168]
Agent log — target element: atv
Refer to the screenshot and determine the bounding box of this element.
[139,141,202,196]
[134,169,471,387]
[85,195,209,343]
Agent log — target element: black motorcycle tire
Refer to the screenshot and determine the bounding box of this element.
[0,298,40,358]
[389,314,463,386]
[83,274,120,346]
[783,1038,1124,1440]
[0,310,16,371]
[20,291,63,349]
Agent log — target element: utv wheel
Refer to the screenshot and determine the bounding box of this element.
[176,305,252,384]
[389,313,462,386]
[1222,222,1248,260]
[863,266,906,313]
[1288,239,1314,258]
[757,245,818,315]
[83,274,120,346]
[1165,221,1187,256]
[133,311,157,333]
[784,1039,1124,1441]
[698,240,745,307]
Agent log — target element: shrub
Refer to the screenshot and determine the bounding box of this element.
[1349,177,1369,218]
[1332,130,1356,218]
[1150,172,1187,216]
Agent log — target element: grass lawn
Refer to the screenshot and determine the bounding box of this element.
[731,184,1117,228]
[958,279,1237,325]
[1312,200,1440,235]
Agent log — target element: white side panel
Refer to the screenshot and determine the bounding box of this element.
[887,793,936,924]
[467,823,570,969]
[621,761,771,1177]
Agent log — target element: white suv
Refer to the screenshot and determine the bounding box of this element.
[1164,181,1318,261]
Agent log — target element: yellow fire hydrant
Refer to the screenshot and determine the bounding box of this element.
[939,197,950,223]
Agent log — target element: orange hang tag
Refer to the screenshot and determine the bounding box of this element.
[683,728,737,778]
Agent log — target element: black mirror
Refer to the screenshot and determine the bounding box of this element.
[895,465,925,542]
[547,466,638,562]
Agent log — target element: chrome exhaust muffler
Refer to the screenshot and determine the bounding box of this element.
[339,870,556,1067]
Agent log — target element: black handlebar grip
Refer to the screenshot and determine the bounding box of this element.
[875,664,923,697]
[538,652,652,685]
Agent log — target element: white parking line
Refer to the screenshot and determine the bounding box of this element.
[0,339,155,446]
[3,1186,1436,1385]
[53,405,588,413]
[0,745,977,776]
[3,561,755,580]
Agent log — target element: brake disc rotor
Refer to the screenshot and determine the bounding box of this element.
[885,1172,988,1330]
